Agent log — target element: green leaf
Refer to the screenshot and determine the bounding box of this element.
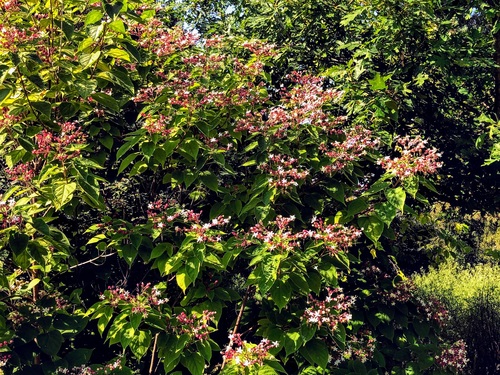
[326,182,345,204]
[179,138,200,161]
[64,349,93,368]
[32,218,51,236]
[374,202,397,226]
[32,101,52,118]
[107,48,131,62]
[37,330,63,356]
[270,279,292,310]
[129,160,148,176]
[284,330,302,357]
[0,87,11,103]
[109,19,127,34]
[358,216,384,242]
[333,323,346,350]
[96,70,134,94]
[385,187,406,212]
[181,352,205,375]
[118,153,138,174]
[9,233,30,255]
[117,136,142,159]
[176,268,193,293]
[130,330,152,359]
[91,93,120,112]
[402,176,419,198]
[347,197,368,216]
[259,255,281,294]
[80,51,101,69]
[105,2,124,18]
[257,365,279,375]
[299,339,329,369]
[196,340,213,362]
[369,73,387,90]
[200,171,219,192]
[53,182,77,210]
[85,9,103,25]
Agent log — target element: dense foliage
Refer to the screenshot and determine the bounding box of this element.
[0,0,496,375]
[413,260,500,374]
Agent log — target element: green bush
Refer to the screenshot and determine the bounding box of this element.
[413,260,500,374]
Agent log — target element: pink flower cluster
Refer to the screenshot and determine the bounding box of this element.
[0,24,41,52]
[173,310,216,340]
[377,135,442,179]
[259,154,309,190]
[222,333,279,367]
[235,72,344,138]
[242,215,361,254]
[241,40,277,57]
[0,108,20,129]
[415,295,450,327]
[0,339,12,368]
[320,126,379,174]
[130,22,198,57]
[0,0,19,12]
[5,162,35,182]
[303,287,355,331]
[330,329,376,365]
[147,200,230,243]
[56,359,122,375]
[33,121,87,161]
[381,280,415,305]
[435,340,469,373]
[100,283,167,317]
[141,113,172,136]
[310,217,363,254]
[382,280,450,327]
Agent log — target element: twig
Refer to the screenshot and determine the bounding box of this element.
[221,286,252,369]
[149,333,159,374]
[69,252,116,269]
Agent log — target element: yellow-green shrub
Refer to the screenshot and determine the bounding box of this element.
[413,260,500,374]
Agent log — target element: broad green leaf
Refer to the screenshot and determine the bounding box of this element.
[9,233,30,255]
[299,339,329,369]
[284,330,302,357]
[369,73,387,90]
[80,51,102,70]
[179,138,200,161]
[33,217,50,236]
[85,9,103,25]
[91,92,120,112]
[181,352,205,375]
[374,202,397,226]
[32,101,52,118]
[200,171,219,192]
[176,268,193,293]
[64,349,93,368]
[332,323,346,350]
[347,197,368,216]
[270,279,291,310]
[358,216,384,242]
[130,330,152,359]
[109,19,126,34]
[106,48,131,62]
[37,330,63,356]
[258,255,281,294]
[53,182,77,210]
[385,187,406,212]
[326,182,345,204]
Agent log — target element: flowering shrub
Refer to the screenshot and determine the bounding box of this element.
[0,0,462,374]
